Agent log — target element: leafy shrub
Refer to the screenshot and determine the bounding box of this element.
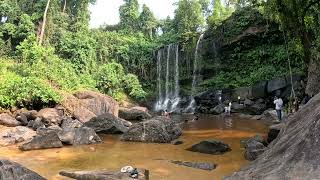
[0,72,60,108]
[124,73,147,99]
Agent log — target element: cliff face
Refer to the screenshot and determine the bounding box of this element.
[225,92,320,179]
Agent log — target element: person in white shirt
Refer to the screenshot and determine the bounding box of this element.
[274,96,283,121]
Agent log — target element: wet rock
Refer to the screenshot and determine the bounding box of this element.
[19,129,63,151]
[83,113,132,134]
[0,159,45,180]
[170,160,217,171]
[186,140,231,155]
[210,104,225,115]
[59,168,149,180]
[121,116,182,143]
[119,107,152,121]
[15,113,28,126]
[224,92,320,180]
[58,127,101,145]
[0,113,21,127]
[243,135,266,161]
[0,126,36,146]
[27,118,45,131]
[171,140,183,145]
[267,123,284,143]
[61,90,119,123]
[60,118,83,130]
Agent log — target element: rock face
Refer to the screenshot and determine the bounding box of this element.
[0,113,21,127]
[0,159,45,180]
[121,116,182,143]
[19,129,63,151]
[58,127,101,145]
[225,93,320,180]
[186,140,231,155]
[170,160,216,171]
[119,107,152,121]
[83,114,132,134]
[0,126,36,146]
[61,91,119,123]
[59,168,149,180]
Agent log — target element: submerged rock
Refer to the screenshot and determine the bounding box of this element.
[83,113,132,134]
[58,127,101,145]
[121,116,182,143]
[19,129,63,151]
[171,140,183,145]
[225,93,320,179]
[0,113,21,127]
[0,159,45,180]
[170,160,217,171]
[59,168,149,180]
[119,106,152,121]
[186,140,231,155]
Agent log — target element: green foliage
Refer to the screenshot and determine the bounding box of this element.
[0,70,60,108]
[119,0,140,31]
[138,4,157,39]
[95,62,146,101]
[207,0,234,28]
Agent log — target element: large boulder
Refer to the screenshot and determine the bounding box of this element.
[61,91,119,123]
[186,140,231,155]
[60,118,83,130]
[225,93,320,180]
[59,168,149,180]
[119,107,152,121]
[27,118,45,131]
[251,81,267,99]
[0,113,21,127]
[83,114,132,134]
[121,116,182,143]
[0,159,45,180]
[58,127,101,145]
[19,129,63,151]
[0,126,36,146]
[243,135,266,161]
[209,104,225,115]
[37,108,63,125]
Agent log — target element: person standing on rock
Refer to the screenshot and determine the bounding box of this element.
[274,96,283,121]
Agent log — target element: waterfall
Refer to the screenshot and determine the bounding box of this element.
[154,44,180,112]
[171,44,180,111]
[186,34,204,112]
[155,49,163,111]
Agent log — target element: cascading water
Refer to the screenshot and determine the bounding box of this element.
[154,44,180,112]
[186,34,204,112]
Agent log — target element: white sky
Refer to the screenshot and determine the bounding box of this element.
[89,0,178,28]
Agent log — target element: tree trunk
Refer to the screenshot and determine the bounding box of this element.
[306,50,320,96]
[38,0,51,46]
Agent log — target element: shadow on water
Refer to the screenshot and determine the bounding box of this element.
[0,114,268,180]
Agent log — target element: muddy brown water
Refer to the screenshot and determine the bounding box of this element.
[0,114,268,180]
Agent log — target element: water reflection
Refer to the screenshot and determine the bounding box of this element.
[0,114,268,180]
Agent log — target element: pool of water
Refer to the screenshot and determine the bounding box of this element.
[0,114,268,180]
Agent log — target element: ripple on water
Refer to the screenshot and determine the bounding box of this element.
[0,114,268,180]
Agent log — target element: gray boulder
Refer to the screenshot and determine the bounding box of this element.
[170,160,216,171]
[15,113,28,126]
[37,108,63,126]
[0,159,45,180]
[19,129,63,151]
[0,113,21,127]
[210,104,225,115]
[59,168,149,180]
[0,126,36,147]
[83,113,132,134]
[60,118,83,130]
[251,81,267,99]
[267,77,287,93]
[27,118,45,131]
[243,135,266,161]
[58,127,101,145]
[121,116,182,143]
[119,107,152,121]
[186,140,231,155]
